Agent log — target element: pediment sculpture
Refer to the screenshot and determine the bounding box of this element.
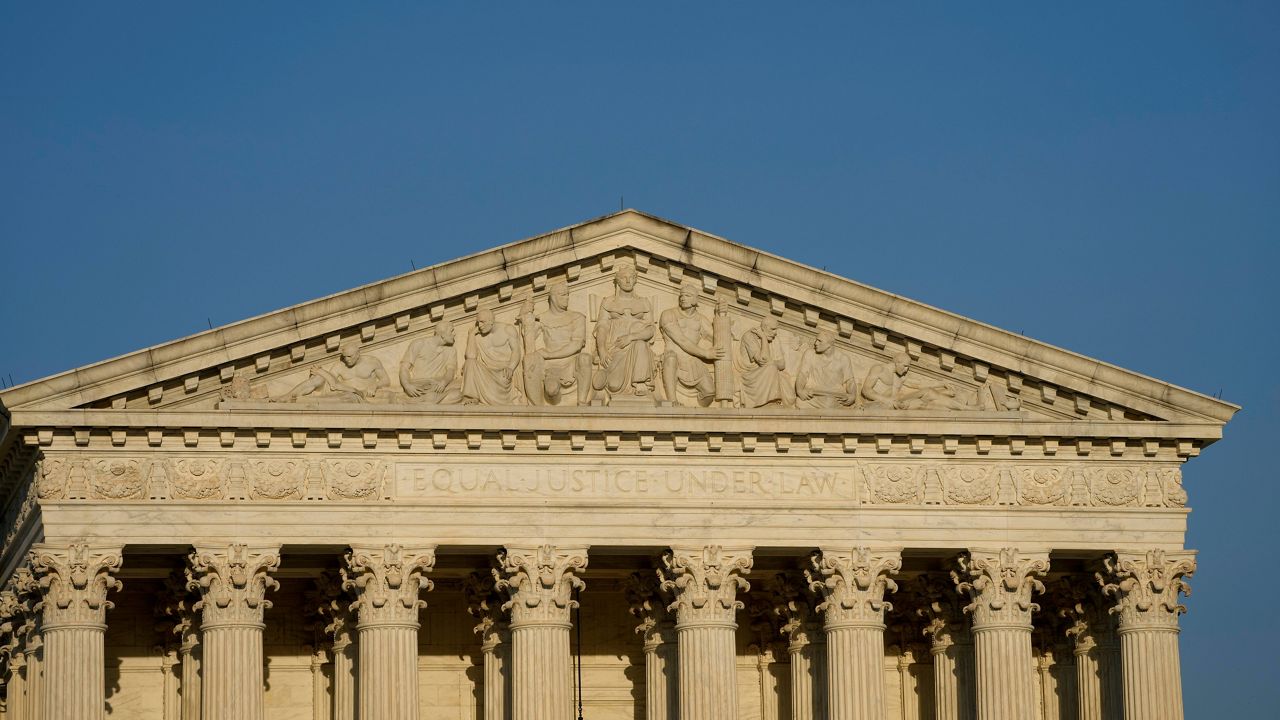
[255,258,1018,414]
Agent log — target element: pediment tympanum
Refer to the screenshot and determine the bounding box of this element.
[0,210,1236,428]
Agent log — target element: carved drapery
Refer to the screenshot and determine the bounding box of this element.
[1100,550,1195,720]
[344,544,436,720]
[29,543,121,720]
[807,548,900,720]
[953,548,1048,720]
[625,570,677,720]
[660,545,752,720]
[495,544,588,720]
[187,543,280,720]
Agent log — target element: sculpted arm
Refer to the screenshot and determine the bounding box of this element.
[661,310,715,361]
[366,359,390,398]
[400,339,426,396]
[543,314,587,361]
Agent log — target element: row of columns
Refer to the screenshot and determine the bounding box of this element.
[0,543,1194,720]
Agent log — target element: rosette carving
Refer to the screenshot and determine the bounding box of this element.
[868,465,922,504]
[952,548,1048,629]
[494,544,588,627]
[29,543,123,628]
[1090,467,1142,506]
[90,459,145,500]
[1099,550,1195,631]
[659,545,752,626]
[1016,466,1068,506]
[172,459,223,500]
[186,544,281,628]
[806,547,901,628]
[624,570,674,651]
[943,465,995,505]
[343,544,436,628]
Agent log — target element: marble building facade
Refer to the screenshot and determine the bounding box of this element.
[0,211,1235,719]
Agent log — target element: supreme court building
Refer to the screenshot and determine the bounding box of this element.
[0,211,1235,720]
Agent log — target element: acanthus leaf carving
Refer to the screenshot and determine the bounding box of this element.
[186,543,281,628]
[623,569,674,651]
[942,465,996,505]
[1099,549,1195,631]
[659,545,752,626]
[1016,466,1069,506]
[916,573,968,651]
[324,460,385,501]
[172,459,223,500]
[806,547,902,628]
[89,459,145,500]
[249,459,303,500]
[464,570,508,652]
[343,544,436,628]
[494,544,588,627]
[952,547,1049,629]
[1089,467,1142,506]
[29,543,123,628]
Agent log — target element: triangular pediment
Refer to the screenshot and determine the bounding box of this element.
[0,211,1237,426]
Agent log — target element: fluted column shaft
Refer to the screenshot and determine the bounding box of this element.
[927,632,974,720]
[178,642,200,720]
[29,543,122,720]
[496,544,588,720]
[8,658,26,720]
[1101,550,1195,720]
[642,639,677,720]
[480,631,510,720]
[331,636,355,720]
[807,547,901,720]
[788,634,826,720]
[161,649,179,720]
[953,548,1048,720]
[344,544,436,720]
[626,570,678,720]
[188,544,280,720]
[661,545,753,720]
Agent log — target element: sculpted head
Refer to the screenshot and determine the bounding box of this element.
[760,317,779,341]
[678,281,700,310]
[892,352,910,376]
[476,310,495,335]
[615,258,637,292]
[339,340,362,367]
[548,280,570,311]
[436,322,456,345]
[814,329,836,354]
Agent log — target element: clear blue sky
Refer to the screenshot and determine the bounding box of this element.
[2,3,1276,714]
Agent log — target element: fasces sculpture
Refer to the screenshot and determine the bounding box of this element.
[794,329,858,408]
[659,282,728,407]
[276,341,389,403]
[399,325,462,404]
[462,310,522,406]
[518,281,592,406]
[737,317,795,408]
[591,258,656,403]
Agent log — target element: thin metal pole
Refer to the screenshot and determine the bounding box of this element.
[575,586,584,720]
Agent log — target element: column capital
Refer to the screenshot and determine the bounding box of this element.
[309,569,355,651]
[952,547,1048,630]
[770,572,822,653]
[659,544,752,628]
[806,547,902,629]
[464,570,508,652]
[623,570,674,652]
[156,571,200,655]
[916,573,969,653]
[343,544,436,628]
[1099,549,1195,632]
[186,543,281,628]
[494,544,588,628]
[29,542,122,630]
[1056,575,1114,654]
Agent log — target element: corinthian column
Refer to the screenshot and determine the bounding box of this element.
[1100,550,1195,720]
[1060,577,1120,720]
[157,573,201,720]
[659,545,753,720]
[624,571,677,720]
[805,547,900,720]
[313,570,356,720]
[29,543,122,720]
[952,548,1048,720]
[343,544,436,720]
[773,573,825,720]
[187,543,280,720]
[466,571,511,720]
[495,544,589,720]
[917,574,975,720]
